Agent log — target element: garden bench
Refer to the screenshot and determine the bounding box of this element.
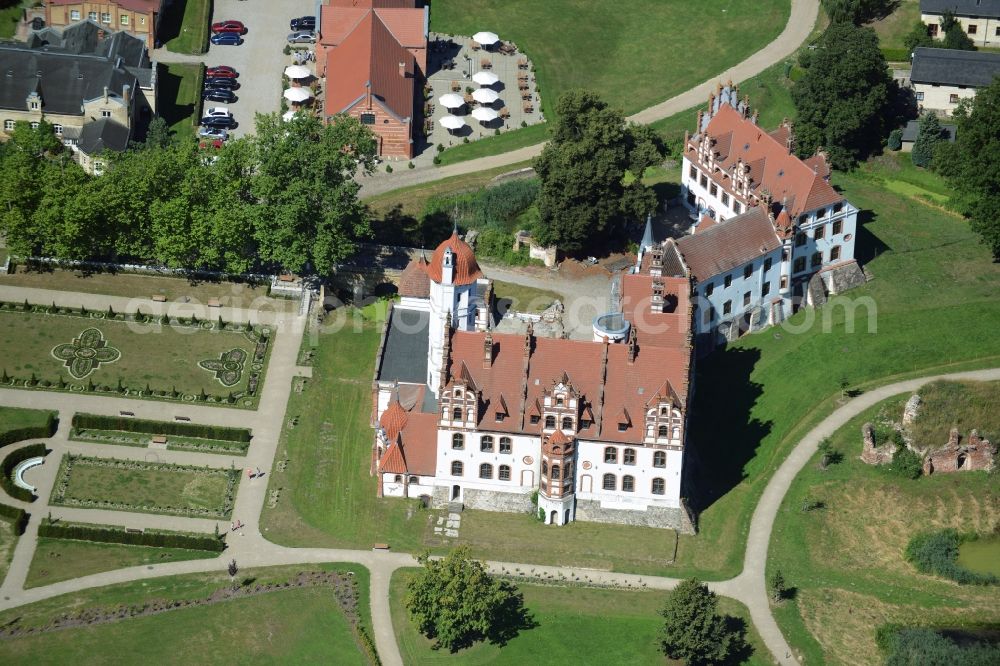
[372,543,390,550]
[207,298,221,308]
[174,415,191,422]
[151,435,167,445]
[119,411,135,417]
[151,295,167,302]
[125,527,143,534]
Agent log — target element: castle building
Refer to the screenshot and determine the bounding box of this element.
[674,83,864,346]
[371,232,696,531]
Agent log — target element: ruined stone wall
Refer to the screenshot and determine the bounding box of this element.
[924,428,996,475]
[861,422,896,465]
[574,499,695,534]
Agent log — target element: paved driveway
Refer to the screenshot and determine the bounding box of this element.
[181,0,316,137]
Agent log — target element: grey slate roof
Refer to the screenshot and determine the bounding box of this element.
[0,21,148,115]
[920,0,1000,17]
[377,306,429,384]
[901,119,957,143]
[77,118,131,155]
[911,47,1000,87]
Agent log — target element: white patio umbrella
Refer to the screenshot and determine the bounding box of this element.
[439,115,467,130]
[473,31,500,45]
[472,88,499,105]
[471,107,498,122]
[284,64,311,79]
[283,87,312,103]
[472,71,499,86]
[438,93,465,109]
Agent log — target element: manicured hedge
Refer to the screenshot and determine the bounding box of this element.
[38,521,226,552]
[0,443,47,503]
[905,528,999,585]
[72,413,252,443]
[0,414,57,448]
[0,502,29,535]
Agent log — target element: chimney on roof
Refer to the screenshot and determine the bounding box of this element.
[103,86,108,103]
[122,84,130,107]
[523,322,533,370]
[398,61,406,78]
[627,326,638,365]
[695,109,703,132]
[650,278,664,315]
[483,331,493,369]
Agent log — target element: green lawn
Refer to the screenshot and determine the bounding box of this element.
[51,456,239,519]
[390,568,769,665]
[492,280,560,314]
[0,405,56,436]
[26,538,218,589]
[435,124,550,167]
[768,394,1000,664]
[161,0,211,55]
[0,564,372,665]
[157,62,204,135]
[0,4,20,40]
[908,379,1000,448]
[0,517,16,587]
[871,0,921,60]
[430,0,791,164]
[0,309,264,403]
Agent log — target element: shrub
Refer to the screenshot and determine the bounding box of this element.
[385,164,393,173]
[880,626,1000,665]
[71,414,252,443]
[408,161,415,169]
[888,445,924,479]
[0,503,29,535]
[423,179,540,230]
[904,529,998,585]
[37,520,226,552]
[0,413,57,447]
[887,128,903,151]
[0,443,48,502]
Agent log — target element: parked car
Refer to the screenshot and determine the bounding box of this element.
[202,88,237,104]
[211,20,246,34]
[198,127,229,140]
[200,115,237,129]
[287,31,316,44]
[206,66,238,78]
[210,32,243,46]
[204,107,232,118]
[204,77,239,90]
[289,16,316,31]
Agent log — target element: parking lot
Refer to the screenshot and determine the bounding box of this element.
[183,0,316,138]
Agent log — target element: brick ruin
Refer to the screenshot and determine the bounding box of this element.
[860,393,997,474]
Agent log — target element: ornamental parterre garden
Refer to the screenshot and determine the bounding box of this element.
[0,301,272,408]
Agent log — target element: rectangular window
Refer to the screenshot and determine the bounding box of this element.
[3,120,13,131]
[795,233,806,247]
[689,165,697,179]
[101,12,111,24]
[121,15,129,26]
[499,438,512,454]
[830,245,841,261]
[916,91,925,101]
[743,264,752,280]
[793,257,806,273]
[721,192,729,206]
[710,183,718,197]
[811,252,822,268]
[733,201,741,215]
[814,225,825,240]
[724,274,732,288]
[529,414,539,424]
[70,10,81,20]
[780,276,788,289]
[762,281,771,297]
[949,93,960,104]
[53,124,63,135]
[29,101,39,110]
[30,121,39,129]
[93,161,104,175]
[743,291,751,307]
[140,17,145,25]
[101,110,112,118]
[832,220,842,235]
[723,300,732,315]
[88,11,97,21]
[699,174,708,189]
[996,26,1000,36]
[703,308,712,325]
[360,112,376,125]
[704,282,713,297]
[764,257,772,272]
[623,449,636,465]
[929,24,938,37]
[968,24,977,35]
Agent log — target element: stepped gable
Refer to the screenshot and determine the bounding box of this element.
[672,206,782,282]
[398,254,430,297]
[687,104,841,217]
[424,232,483,285]
[619,273,692,349]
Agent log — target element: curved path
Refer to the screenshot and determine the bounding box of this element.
[5,358,999,664]
[359,0,821,198]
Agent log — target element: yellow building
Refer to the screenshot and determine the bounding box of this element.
[44,0,162,50]
[920,0,1000,48]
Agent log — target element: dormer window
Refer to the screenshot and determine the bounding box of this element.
[530,415,540,425]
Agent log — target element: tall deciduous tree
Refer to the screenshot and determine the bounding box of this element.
[821,0,895,25]
[792,22,895,169]
[660,578,748,665]
[940,10,977,50]
[405,546,530,652]
[903,20,935,53]
[533,90,664,253]
[911,112,944,168]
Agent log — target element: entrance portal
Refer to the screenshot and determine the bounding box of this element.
[549,510,557,524]
[451,485,460,500]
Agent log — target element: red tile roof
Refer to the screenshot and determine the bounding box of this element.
[396,411,438,476]
[327,0,415,7]
[323,10,417,121]
[375,8,426,47]
[672,206,781,283]
[425,232,483,285]
[399,255,430,297]
[688,104,841,218]
[379,441,407,474]
[379,400,408,440]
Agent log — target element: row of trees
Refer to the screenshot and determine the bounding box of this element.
[0,114,378,275]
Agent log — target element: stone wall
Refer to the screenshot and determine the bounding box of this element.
[924,428,996,475]
[860,422,896,465]
[461,488,535,514]
[574,499,695,534]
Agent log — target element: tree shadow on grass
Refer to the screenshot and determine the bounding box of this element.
[685,346,771,515]
[721,615,754,665]
[156,65,194,131]
[485,584,538,648]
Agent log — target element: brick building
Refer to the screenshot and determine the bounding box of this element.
[318,0,428,159]
[43,0,162,50]
[370,233,697,531]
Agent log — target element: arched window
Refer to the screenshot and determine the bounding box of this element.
[393,474,402,483]
[452,407,462,420]
[564,463,573,479]
[556,396,564,406]
[544,415,556,429]
[542,460,548,475]
[480,436,494,452]
[653,451,667,468]
[499,465,511,481]
[451,460,463,476]
[452,433,464,449]
[672,426,680,439]
[623,448,636,465]
[622,475,635,492]
[604,447,617,464]
[479,463,493,479]
[562,416,573,430]
[652,478,666,495]
[551,464,561,480]
[408,476,418,484]
[499,437,512,454]
[658,424,669,438]
[602,473,616,490]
